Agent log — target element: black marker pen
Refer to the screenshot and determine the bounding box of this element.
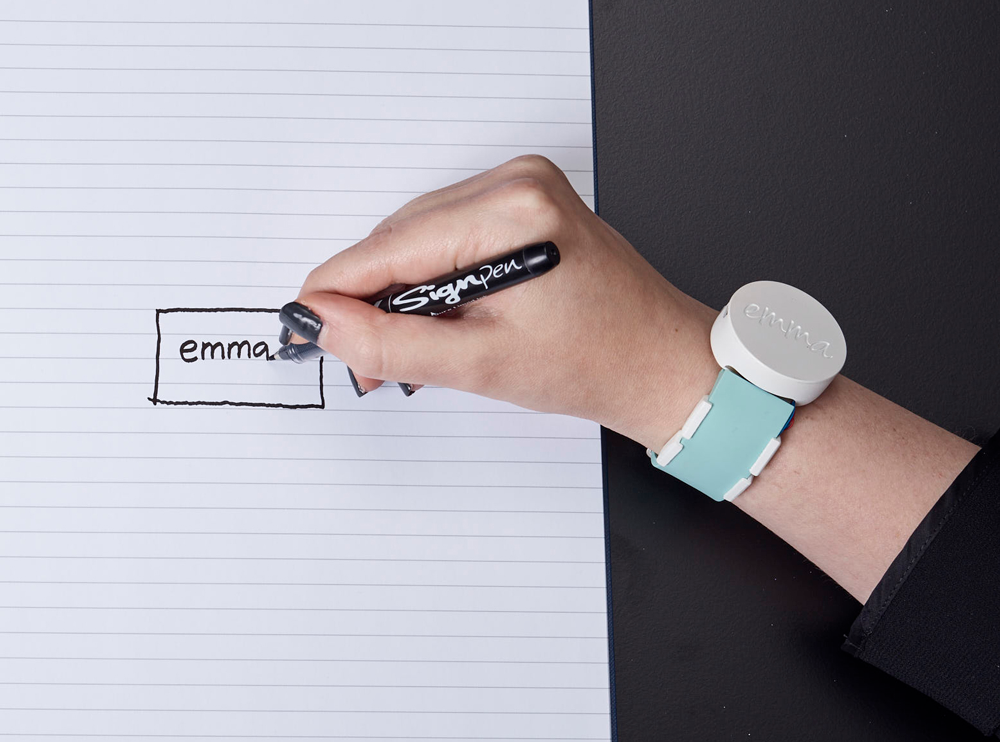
[370,241,560,315]
[270,339,325,364]
[271,242,560,386]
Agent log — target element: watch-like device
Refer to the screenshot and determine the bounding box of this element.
[648,281,846,501]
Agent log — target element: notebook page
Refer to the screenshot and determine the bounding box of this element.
[0,1,610,740]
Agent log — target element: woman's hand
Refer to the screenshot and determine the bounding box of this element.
[289,153,982,604]
[290,155,720,452]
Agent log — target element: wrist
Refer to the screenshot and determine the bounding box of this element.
[732,374,980,602]
[613,289,721,452]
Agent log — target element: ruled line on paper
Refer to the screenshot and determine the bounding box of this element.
[0,457,600,465]
[0,284,302,289]
[0,632,605,638]
[0,235,370,240]
[0,609,604,615]
[0,68,591,78]
[0,115,593,123]
[0,481,601,488]
[0,682,606,689]
[0,408,550,414]
[0,163,592,170]
[0,582,605,589]
[0,431,597,440]
[0,20,591,30]
[2,384,354,390]
[0,138,591,145]
[0,91,590,99]
[0,187,597,196]
[0,258,320,264]
[0,211,389,216]
[0,508,602,515]
[0,44,590,53]
[0,557,605,564]
[0,736,607,741]
[0,709,608,715]
[0,736,608,741]
[0,580,604,592]
[0,532,602,538]
[0,138,591,146]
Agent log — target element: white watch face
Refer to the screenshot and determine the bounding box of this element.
[711,280,846,404]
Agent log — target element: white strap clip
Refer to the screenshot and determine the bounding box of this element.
[649,396,712,467]
[722,436,781,501]
[648,390,784,502]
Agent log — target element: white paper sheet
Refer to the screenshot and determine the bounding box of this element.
[0,1,610,740]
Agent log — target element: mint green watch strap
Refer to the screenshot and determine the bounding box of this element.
[648,368,795,501]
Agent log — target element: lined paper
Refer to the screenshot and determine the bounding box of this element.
[0,1,610,740]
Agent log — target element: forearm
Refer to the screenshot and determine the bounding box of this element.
[646,294,981,603]
[292,154,982,605]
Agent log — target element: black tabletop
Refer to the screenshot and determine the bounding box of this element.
[591,1,1000,739]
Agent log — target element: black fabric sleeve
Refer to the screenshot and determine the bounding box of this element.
[842,428,1000,736]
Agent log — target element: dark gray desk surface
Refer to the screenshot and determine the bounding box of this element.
[591,1,1000,739]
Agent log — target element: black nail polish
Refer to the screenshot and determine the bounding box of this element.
[277,324,291,345]
[398,383,415,396]
[347,368,367,398]
[278,302,322,344]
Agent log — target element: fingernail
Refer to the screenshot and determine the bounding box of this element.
[398,383,415,397]
[278,324,291,345]
[347,367,367,398]
[278,301,322,344]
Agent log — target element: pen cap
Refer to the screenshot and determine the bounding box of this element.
[523,242,560,275]
[710,280,846,405]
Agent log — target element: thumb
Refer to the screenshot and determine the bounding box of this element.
[295,292,498,391]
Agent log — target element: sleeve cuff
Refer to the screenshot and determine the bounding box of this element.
[842,427,1000,735]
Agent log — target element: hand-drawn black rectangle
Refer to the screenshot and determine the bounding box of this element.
[149,308,325,409]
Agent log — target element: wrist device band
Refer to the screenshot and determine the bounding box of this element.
[649,281,846,501]
[648,368,794,501]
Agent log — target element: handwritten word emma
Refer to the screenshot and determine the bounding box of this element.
[179,340,272,363]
